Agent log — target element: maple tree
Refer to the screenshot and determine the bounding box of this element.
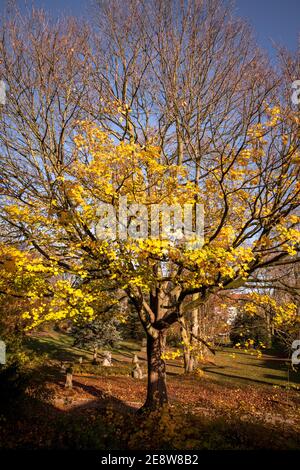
[0,2,299,409]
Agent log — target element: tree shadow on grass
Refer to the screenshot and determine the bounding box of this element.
[116,343,141,353]
[0,364,136,449]
[263,372,300,384]
[112,349,143,361]
[254,356,300,385]
[25,336,80,362]
[201,366,289,387]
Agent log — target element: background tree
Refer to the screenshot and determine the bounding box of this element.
[234,262,300,353]
[72,313,123,351]
[230,311,270,349]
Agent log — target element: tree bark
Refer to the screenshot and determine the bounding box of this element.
[180,295,201,373]
[187,306,200,372]
[180,318,191,372]
[142,330,168,410]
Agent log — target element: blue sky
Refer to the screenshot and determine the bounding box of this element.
[0,0,299,59]
[234,0,299,54]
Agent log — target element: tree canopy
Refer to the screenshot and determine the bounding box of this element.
[0,0,299,408]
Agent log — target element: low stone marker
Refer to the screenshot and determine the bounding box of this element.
[102,351,112,367]
[131,354,143,379]
[132,354,139,365]
[132,363,143,379]
[65,364,73,389]
[92,346,100,365]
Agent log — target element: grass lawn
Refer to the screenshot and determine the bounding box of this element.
[200,348,300,389]
[25,330,300,389]
[1,329,299,450]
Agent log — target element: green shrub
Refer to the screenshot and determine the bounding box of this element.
[230,312,269,347]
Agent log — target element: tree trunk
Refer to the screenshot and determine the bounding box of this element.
[180,318,191,372]
[265,312,272,348]
[142,331,168,410]
[187,306,200,372]
[180,295,201,373]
